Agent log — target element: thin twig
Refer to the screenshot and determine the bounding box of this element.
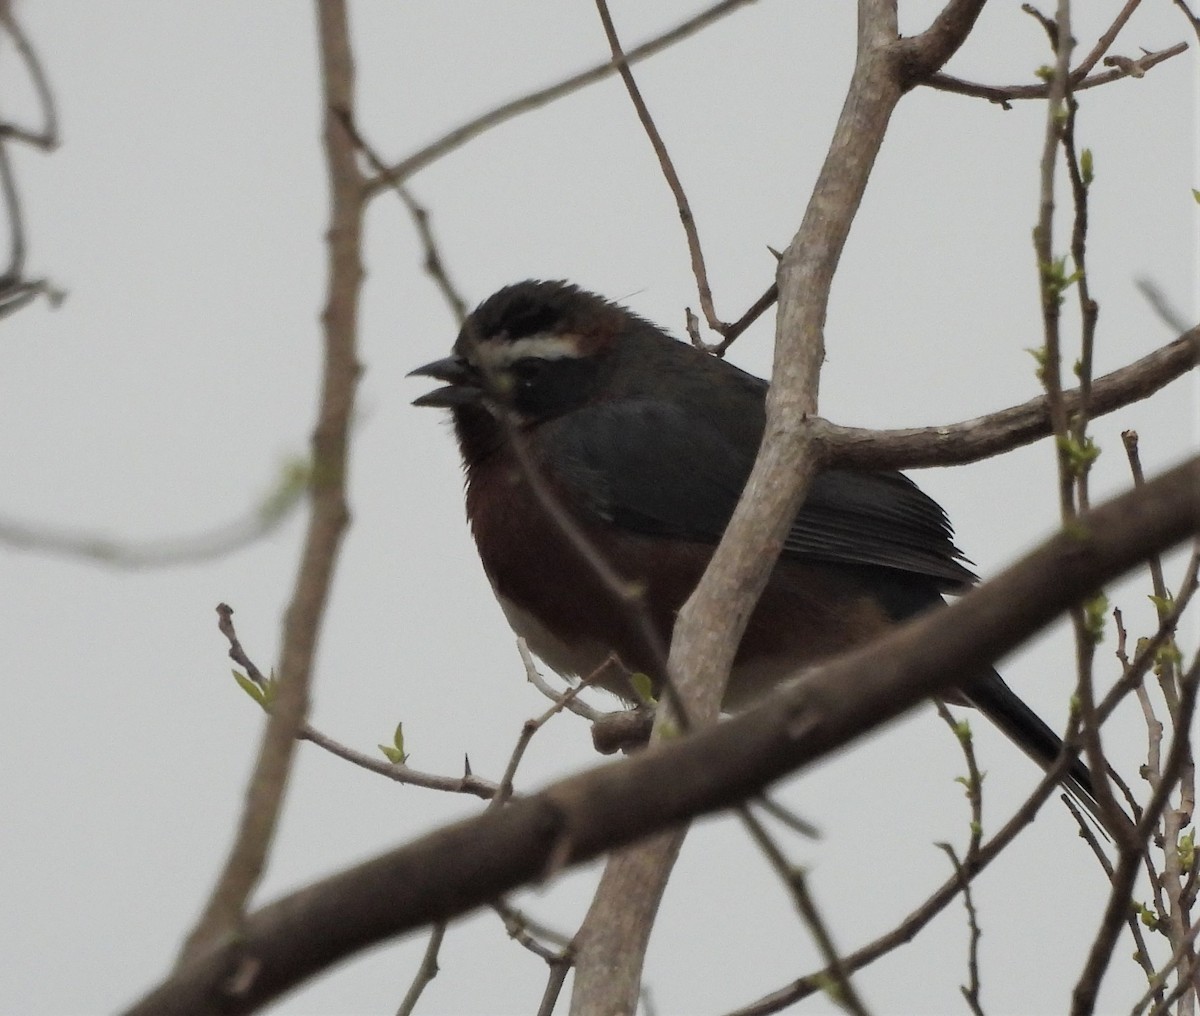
[363,0,758,196]
[755,793,820,840]
[0,461,308,568]
[0,0,58,149]
[1072,657,1200,1016]
[1031,1,1129,847]
[217,603,501,798]
[1123,431,1182,715]
[336,110,469,325]
[1173,0,1200,42]
[935,703,985,1015]
[737,806,872,1016]
[299,725,500,798]
[937,844,986,1016]
[727,714,1103,1016]
[1062,795,1161,994]
[0,132,27,283]
[1096,547,1200,726]
[494,649,609,808]
[1136,278,1191,334]
[1142,922,1200,1015]
[536,957,574,1016]
[395,922,446,1016]
[493,899,574,955]
[925,42,1186,107]
[593,0,723,342]
[706,282,780,354]
[1072,0,1145,78]
[1061,96,1098,512]
[813,327,1197,471]
[519,639,607,722]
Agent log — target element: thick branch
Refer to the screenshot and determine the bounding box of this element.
[570,5,990,1010]
[123,455,1199,1016]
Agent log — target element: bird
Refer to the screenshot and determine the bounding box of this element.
[411,278,1104,823]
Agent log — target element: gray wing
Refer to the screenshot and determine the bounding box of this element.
[543,399,976,590]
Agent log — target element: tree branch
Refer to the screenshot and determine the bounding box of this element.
[813,327,1196,470]
[123,454,1199,1016]
[363,0,757,196]
[925,42,1186,106]
[568,4,989,1009]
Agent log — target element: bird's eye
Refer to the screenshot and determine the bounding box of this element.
[511,358,546,387]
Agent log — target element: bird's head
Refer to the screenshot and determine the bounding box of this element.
[410,280,635,426]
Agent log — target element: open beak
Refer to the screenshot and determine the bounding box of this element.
[408,356,482,408]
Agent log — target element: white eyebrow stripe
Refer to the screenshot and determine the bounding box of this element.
[473,332,581,369]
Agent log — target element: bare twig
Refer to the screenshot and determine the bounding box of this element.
[537,958,574,1016]
[1123,432,1182,711]
[1173,0,1200,42]
[729,703,1103,1015]
[570,5,986,1011]
[519,639,607,723]
[1031,2,1131,848]
[122,457,1200,1016]
[336,110,468,325]
[1141,923,1200,1015]
[0,131,28,284]
[1061,97,1099,511]
[495,649,608,808]
[738,806,872,1016]
[493,899,573,957]
[1072,0,1145,78]
[217,603,501,798]
[812,327,1196,471]
[937,844,986,1016]
[755,793,820,840]
[1097,547,1200,725]
[1136,278,1191,334]
[707,282,779,354]
[363,0,758,196]
[395,922,446,1016]
[925,42,1186,107]
[1061,795,1161,994]
[0,0,58,150]
[1072,657,1200,1015]
[299,725,499,799]
[593,0,723,340]
[0,1,58,313]
[0,461,308,568]
[935,703,985,1015]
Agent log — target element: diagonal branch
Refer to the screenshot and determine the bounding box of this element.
[123,455,1200,1016]
[593,0,724,339]
[363,0,757,196]
[813,327,1197,470]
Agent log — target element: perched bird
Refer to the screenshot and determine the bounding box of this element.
[411,279,1101,819]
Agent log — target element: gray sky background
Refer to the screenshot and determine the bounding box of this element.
[1,3,1196,1013]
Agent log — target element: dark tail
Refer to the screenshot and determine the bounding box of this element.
[962,668,1127,835]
